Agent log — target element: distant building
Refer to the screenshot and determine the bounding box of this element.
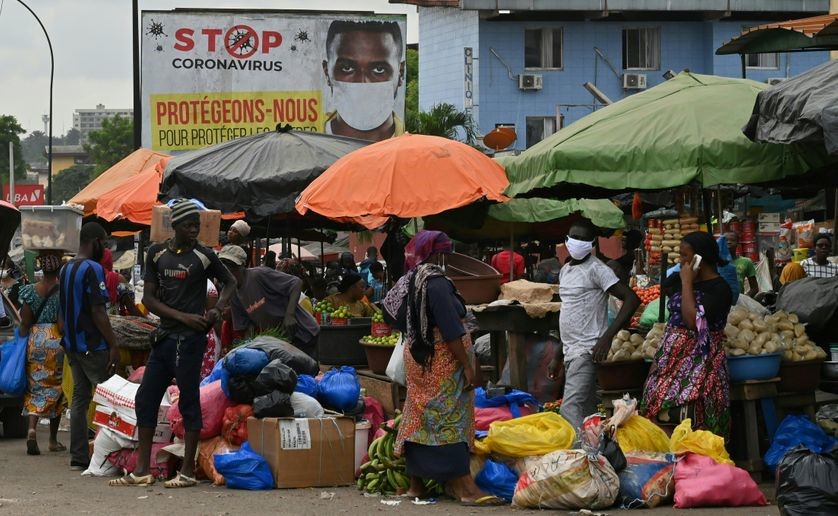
[44,145,89,181]
[73,104,133,145]
[394,1,831,151]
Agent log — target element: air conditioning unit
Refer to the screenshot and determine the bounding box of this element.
[518,74,543,91]
[766,77,786,86]
[623,73,648,90]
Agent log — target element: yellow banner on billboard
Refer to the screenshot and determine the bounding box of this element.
[149,91,324,151]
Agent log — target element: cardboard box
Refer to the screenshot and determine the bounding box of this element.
[93,406,172,442]
[93,374,170,423]
[246,417,355,488]
[758,212,781,223]
[150,205,221,246]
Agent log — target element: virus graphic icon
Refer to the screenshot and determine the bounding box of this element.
[146,19,166,39]
[290,45,298,52]
[294,29,311,43]
[227,27,258,57]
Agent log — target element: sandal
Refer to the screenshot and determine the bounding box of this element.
[26,438,40,456]
[109,473,156,486]
[461,495,506,507]
[49,442,66,452]
[164,472,198,488]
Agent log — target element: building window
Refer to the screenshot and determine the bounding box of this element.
[745,53,779,69]
[524,28,562,69]
[622,28,660,70]
[526,117,557,148]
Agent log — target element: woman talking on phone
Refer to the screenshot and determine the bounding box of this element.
[641,232,733,438]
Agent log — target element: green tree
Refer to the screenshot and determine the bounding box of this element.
[404,48,419,127]
[63,128,81,145]
[407,103,477,145]
[84,115,133,176]
[49,164,93,204]
[21,130,48,164]
[0,115,27,185]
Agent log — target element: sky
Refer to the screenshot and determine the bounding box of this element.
[0,0,418,136]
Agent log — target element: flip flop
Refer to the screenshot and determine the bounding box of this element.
[164,472,198,488]
[26,439,40,456]
[49,442,66,452]
[461,495,506,507]
[109,473,156,486]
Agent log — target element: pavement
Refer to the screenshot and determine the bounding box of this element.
[0,427,781,516]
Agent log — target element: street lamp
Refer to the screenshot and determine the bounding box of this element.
[16,0,54,204]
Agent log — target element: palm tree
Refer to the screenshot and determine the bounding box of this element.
[406,103,478,145]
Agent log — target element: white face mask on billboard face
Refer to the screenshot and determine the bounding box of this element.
[331,78,397,131]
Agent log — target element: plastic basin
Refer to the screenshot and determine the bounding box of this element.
[727,353,781,383]
[360,341,396,375]
[318,322,370,366]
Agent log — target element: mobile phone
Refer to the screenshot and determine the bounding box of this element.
[692,254,703,272]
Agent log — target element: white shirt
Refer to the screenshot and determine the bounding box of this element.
[559,256,619,360]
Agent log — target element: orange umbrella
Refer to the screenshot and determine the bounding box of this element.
[96,158,170,225]
[69,148,169,217]
[295,134,509,229]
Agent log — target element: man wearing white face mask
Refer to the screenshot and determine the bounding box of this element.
[549,220,640,430]
[322,19,406,142]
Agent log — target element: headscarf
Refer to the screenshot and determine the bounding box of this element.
[779,262,806,285]
[99,248,120,305]
[100,248,114,271]
[230,220,251,237]
[276,257,303,276]
[404,230,453,271]
[338,271,363,293]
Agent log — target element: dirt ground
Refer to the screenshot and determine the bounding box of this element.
[0,427,780,516]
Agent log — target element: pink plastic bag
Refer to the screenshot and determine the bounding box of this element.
[673,453,767,508]
[128,366,145,383]
[475,405,535,431]
[362,396,385,447]
[107,443,174,479]
[168,380,232,440]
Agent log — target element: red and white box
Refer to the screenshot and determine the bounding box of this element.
[93,406,172,443]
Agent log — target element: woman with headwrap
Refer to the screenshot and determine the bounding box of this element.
[323,271,379,318]
[382,231,503,506]
[20,253,66,455]
[641,232,733,438]
[779,262,806,285]
[100,248,143,317]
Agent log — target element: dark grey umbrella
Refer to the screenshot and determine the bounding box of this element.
[159,125,371,218]
[743,59,838,156]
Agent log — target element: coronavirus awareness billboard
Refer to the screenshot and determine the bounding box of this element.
[141,10,407,151]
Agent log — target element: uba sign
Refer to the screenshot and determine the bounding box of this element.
[3,184,45,206]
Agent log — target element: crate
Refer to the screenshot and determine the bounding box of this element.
[149,205,221,246]
[318,322,370,366]
[357,369,405,418]
[19,205,83,252]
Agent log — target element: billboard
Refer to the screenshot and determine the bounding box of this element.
[141,10,407,152]
[3,184,45,206]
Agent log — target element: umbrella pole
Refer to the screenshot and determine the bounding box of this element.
[320,235,325,274]
[297,239,302,262]
[716,186,724,236]
[833,188,838,256]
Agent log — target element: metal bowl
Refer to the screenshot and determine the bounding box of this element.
[823,361,838,380]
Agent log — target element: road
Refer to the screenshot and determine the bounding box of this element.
[0,427,781,516]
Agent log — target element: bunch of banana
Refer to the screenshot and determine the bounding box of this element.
[356,414,444,496]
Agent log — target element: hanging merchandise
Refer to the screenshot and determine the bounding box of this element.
[473,412,575,457]
[669,419,732,465]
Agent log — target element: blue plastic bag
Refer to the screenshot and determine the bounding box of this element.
[201,360,232,397]
[765,415,838,469]
[0,329,27,396]
[474,387,538,418]
[224,348,269,376]
[213,442,274,490]
[475,460,518,502]
[316,366,360,412]
[295,374,317,397]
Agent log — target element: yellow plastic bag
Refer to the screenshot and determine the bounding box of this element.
[669,418,732,465]
[615,415,671,453]
[474,412,575,458]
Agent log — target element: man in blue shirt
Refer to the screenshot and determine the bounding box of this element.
[59,222,120,471]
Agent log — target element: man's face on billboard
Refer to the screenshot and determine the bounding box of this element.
[327,31,402,85]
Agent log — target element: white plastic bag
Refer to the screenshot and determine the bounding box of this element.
[385,333,406,386]
[290,392,325,418]
[83,428,136,477]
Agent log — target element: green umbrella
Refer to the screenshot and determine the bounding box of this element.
[500,72,833,198]
[424,197,624,243]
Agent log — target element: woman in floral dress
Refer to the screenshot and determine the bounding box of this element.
[383,231,502,506]
[641,232,733,438]
[20,254,66,455]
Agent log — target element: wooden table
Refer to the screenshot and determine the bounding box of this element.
[730,378,779,481]
[471,304,560,391]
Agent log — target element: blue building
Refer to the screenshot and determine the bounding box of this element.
[395,1,831,150]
